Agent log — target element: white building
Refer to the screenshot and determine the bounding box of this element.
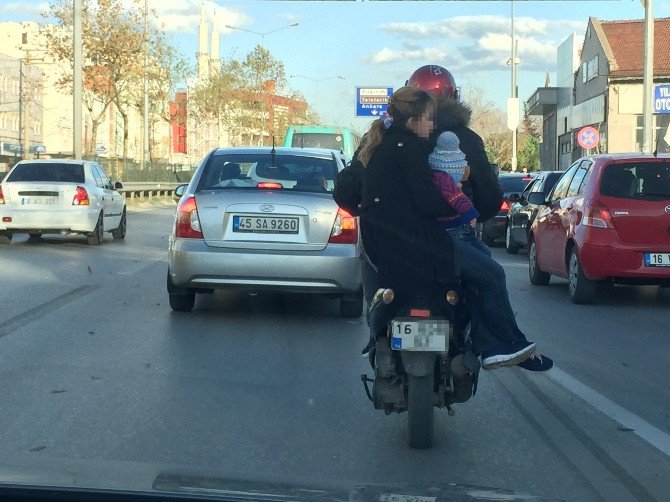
[0,21,172,165]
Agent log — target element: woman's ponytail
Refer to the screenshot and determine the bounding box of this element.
[358,119,386,167]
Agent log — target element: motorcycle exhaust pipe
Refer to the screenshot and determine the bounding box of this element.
[449,354,475,404]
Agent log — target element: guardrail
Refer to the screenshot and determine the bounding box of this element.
[118,182,182,201]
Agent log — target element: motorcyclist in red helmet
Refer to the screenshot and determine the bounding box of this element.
[407,65,503,224]
[334,65,552,371]
[406,65,459,99]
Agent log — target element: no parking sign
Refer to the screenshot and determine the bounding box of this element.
[577,126,599,150]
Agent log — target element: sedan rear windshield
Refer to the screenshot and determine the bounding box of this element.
[6,163,85,183]
[600,162,670,200]
[499,175,533,194]
[198,153,338,193]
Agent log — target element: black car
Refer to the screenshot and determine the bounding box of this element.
[504,170,565,254]
[479,173,535,246]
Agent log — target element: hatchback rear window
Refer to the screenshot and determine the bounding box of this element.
[600,162,670,200]
[199,153,338,193]
[6,163,85,183]
[499,176,533,194]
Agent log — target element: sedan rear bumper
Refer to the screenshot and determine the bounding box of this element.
[0,207,98,234]
[580,242,670,283]
[168,238,363,295]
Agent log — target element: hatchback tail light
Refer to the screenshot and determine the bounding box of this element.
[0,185,5,204]
[582,202,616,230]
[500,200,511,211]
[329,208,358,244]
[175,195,203,238]
[72,186,90,206]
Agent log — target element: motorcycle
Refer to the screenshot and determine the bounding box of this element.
[361,286,480,449]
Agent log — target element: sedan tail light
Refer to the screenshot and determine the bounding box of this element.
[257,182,283,190]
[329,208,358,244]
[175,195,203,238]
[0,185,5,204]
[582,202,616,230]
[72,186,90,206]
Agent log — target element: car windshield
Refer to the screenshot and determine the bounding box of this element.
[6,163,85,183]
[198,153,337,192]
[600,162,670,200]
[499,175,533,194]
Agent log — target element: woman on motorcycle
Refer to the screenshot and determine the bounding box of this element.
[358,86,536,369]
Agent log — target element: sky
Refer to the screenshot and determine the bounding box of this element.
[2,0,670,134]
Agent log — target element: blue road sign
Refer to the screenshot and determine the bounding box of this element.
[654,84,670,114]
[356,87,393,117]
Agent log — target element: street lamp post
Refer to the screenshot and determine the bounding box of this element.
[289,74,344,93]
[73,0,83,159]
[225,22,299,47]
[510,0,518,172]
[225,22,299,145]
[142,0,149,169]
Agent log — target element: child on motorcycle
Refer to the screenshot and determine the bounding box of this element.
[428,131,553,371]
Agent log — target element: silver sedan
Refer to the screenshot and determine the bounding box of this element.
[167,147,363,317]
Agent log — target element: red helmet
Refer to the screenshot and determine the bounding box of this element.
[407,65,458,99]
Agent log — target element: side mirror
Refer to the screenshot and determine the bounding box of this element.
[508,193,521,203]
[527,192,547,206]
[174,184,187,198]
[114,181,123,190]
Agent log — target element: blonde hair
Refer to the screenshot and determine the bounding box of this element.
[358,86,435,167]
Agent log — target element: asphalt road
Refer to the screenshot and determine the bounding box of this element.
[0,206,669,501]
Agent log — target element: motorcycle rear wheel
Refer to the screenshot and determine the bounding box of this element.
[407,375,434,449]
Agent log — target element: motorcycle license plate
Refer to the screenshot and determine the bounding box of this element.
[390,319,449,352]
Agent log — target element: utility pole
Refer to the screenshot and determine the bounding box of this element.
[642,0,655,153]
[21,56,30,159]
[73,0,83,159]
[18,58,24,159]
[142,0,150,168]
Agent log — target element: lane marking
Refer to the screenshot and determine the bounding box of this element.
[497,370,636,501]
[0,285,96,339]
[548,365,670,458]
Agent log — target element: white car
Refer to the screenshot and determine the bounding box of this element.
[0,159,126,245]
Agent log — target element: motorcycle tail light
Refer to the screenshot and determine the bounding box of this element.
[409,308,430,318]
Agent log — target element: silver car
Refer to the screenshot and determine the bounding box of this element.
[0,159,126,245]
[167,147,363,317]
